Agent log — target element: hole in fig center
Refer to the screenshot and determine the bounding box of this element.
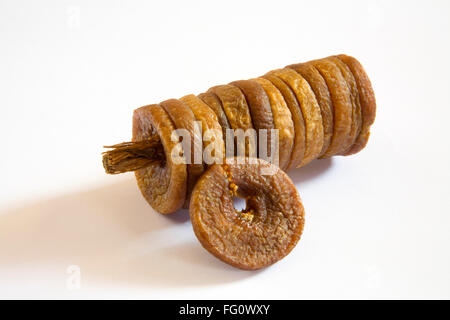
[232,196,246,212]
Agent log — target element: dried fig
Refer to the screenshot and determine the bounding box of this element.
[198,92,231,145]
[252,77,294,170]
[267,68,324,166]
[229,80,275,133]
[229,80,276,163]
[336,54,376,155]
[190,157,305,270]
[160,99,204,206]
[208,84,254,156]
[133,104,187,214]
[180,94,225,165]
[327,56,362,155]
[208,84,253,132]
[286,63,334,157]
[262,74,306,170]
[310,59,353,157]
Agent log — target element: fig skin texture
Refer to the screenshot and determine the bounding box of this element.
[267,68,324,167]
[133,104,187,214]
[310,59,353,157]
[198,91,231,145]
[229,80,275,135]
[208,84,253,132]
[286,63,334,158]
[327,56,362,155]
[190,157,305,270]
[262,74,306,170]
[180,94,225,165]
[252,77,294,170]
[336,54,376,155]
[229,80,276,162]
[208,84,254,156]
[160,99,204,207]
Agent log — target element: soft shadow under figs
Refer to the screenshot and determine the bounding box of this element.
[0,178,257,289]
[288,158,333,184]
[0,159,332,289]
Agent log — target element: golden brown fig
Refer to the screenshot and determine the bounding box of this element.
[267,68,324,166]
[208,84,253,132]
[208,84,254,156]
[198,92,231,145]
[160,99,204,207]
[336,54,376,155]
[326,56,362,155]
[133,104,187,214]
[190,157,305,270]
[310,59,353,157]
[252,77,294,170]
[229,80,275,134]
[262,74,306,170]
[180,94,225,165]
[286,63,334,157]
[229,80,275,162]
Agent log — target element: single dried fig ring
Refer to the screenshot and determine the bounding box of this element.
[133,104,187,214]
[327,56,362,155]
[229,80,275,134]
[198,92,231,147]
[286,63,334,158]
[229,80,275,162]
[208,84,254,156]
[180,94,225,165]
[336,54,376,155]
[252,77,295,170]
[208,84,253,132]
[310,59,353,157]
[190,157,305,270]
[262,74,306,170]
[160,99,204,206]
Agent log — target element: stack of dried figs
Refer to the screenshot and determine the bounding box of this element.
[103,54,376,269]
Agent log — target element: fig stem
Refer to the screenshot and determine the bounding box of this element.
[102,135,165,174]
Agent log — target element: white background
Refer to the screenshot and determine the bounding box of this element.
[1,0,449,299]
